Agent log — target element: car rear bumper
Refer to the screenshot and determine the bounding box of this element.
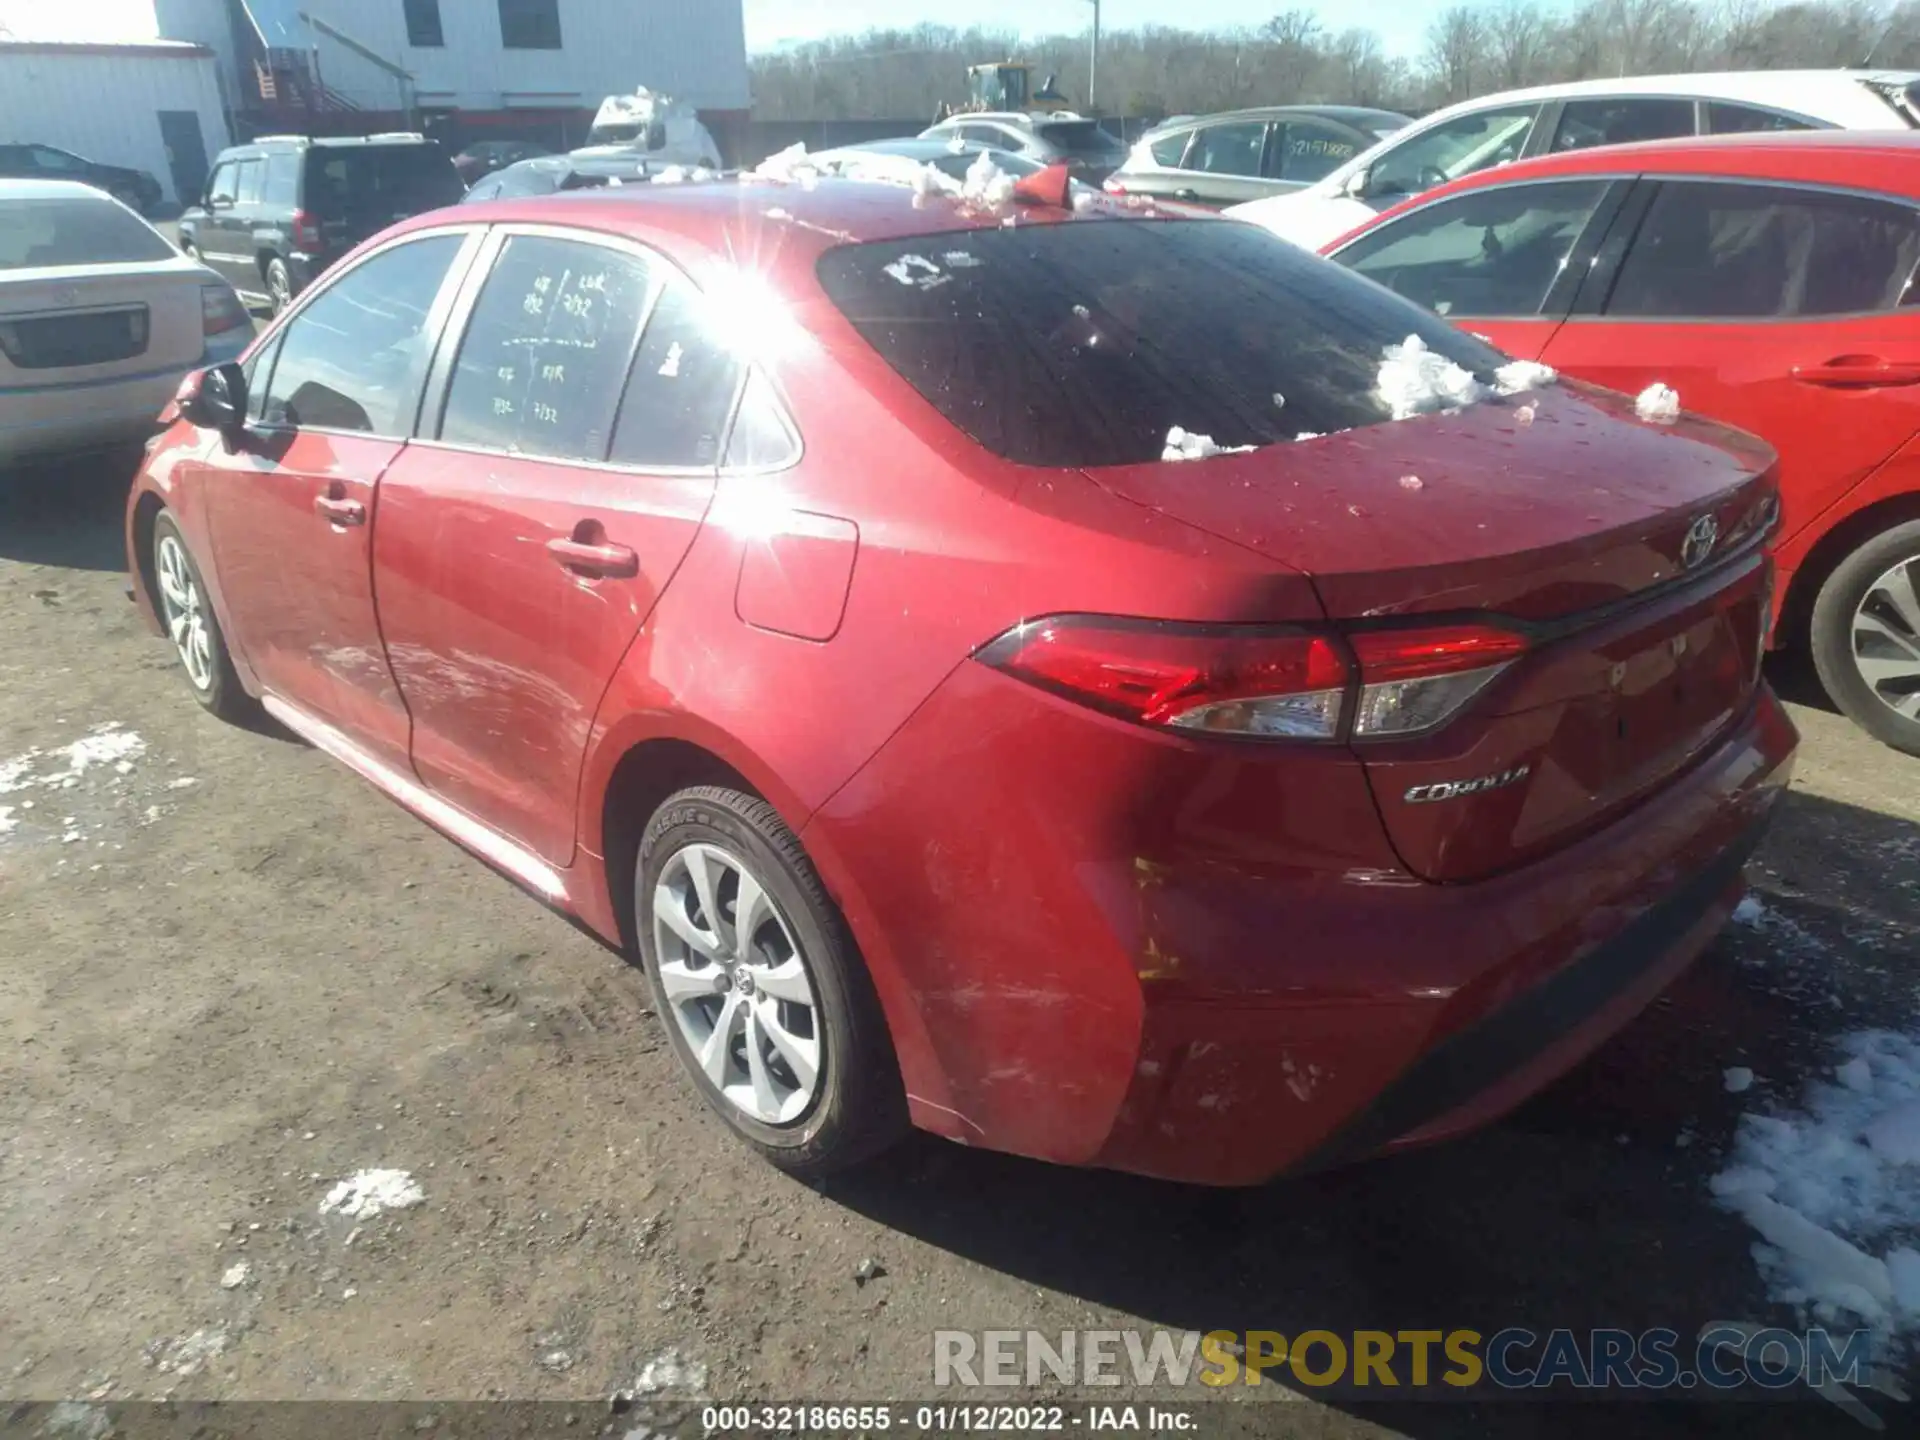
[807,662,1797,1185]
[0,338,245,469]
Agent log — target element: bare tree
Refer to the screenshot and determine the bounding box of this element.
[1427,6,1491,104]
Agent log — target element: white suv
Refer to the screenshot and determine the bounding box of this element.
[1229,69,1920,249]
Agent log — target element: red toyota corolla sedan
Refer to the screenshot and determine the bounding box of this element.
[125,174,1795,1185]
[1321,131,1920,755]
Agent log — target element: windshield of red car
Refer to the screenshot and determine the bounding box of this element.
[815,218,1507,467]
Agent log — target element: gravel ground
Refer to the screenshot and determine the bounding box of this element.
[1,453,1917,1439]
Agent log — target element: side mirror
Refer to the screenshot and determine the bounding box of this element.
[180,361,247,438]
[1342,167,1371,200]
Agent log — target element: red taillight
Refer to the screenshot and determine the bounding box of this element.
[292,210,322,249]
[1348,623,1527,737]
[977,617,1351,738]
[979,616,1527,741]
[201,283,249,336]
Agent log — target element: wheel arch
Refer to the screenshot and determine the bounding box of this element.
[1779,490,1920,652]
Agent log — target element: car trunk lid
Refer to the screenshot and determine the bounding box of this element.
[0,260,208,383]
[1082,384,1778,882]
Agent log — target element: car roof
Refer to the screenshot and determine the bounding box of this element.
[412,174,1186,278]
[0,177,112,200]
[1153,105,1410,129]
[816,137,1008,161]
[1422,67,1919,122]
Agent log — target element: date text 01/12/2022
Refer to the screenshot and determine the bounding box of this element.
[700,1404,1197,1432]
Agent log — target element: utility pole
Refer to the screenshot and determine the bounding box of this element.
[1087,0,1100,114]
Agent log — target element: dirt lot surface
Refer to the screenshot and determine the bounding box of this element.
[3,455,1918,1439]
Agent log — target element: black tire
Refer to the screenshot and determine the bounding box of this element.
[1810,517,1920,755]
[179,239,200,262]
[265,257,294,315]
[151,510,253,723]
[636,785,907,1176]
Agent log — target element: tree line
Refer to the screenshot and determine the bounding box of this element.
[746,1,1920,121]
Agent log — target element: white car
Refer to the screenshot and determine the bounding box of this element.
[0,179,251,469]
[1229,69,1920,249]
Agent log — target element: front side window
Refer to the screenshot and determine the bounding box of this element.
[1337,179,1612,318]
[439,235,652,462]
[205,161,239,205]
[1607,181,1920,319]
[498,0,561,49]
[1270,120,1365,184]
[1707,102,1818,135]
[263,152,300,205]
[1551,98,1696,152]
[403,0,444,47]
[609,269,744,468]
[1187,122,1267,178]
[1367,105,1539,200]
[261,234,462,434]
[817,220,1505,467]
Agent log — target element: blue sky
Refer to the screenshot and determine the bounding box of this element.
[0,1,1441,59]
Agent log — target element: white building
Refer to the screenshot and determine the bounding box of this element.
[153,0,748,138]
[0,39,230,206]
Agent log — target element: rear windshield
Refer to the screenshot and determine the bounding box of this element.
[1039,122,1126,156]
[303,144,464,214]
[815,218,1505,467]
[0,195,174,270]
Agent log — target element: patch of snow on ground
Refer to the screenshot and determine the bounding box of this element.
[1162,426,1255,462]
[624,1347,709,1396]
[318,1168,424,1220]
[1376,335,1487,420]
[146,1325,229,1377]
[1711,1029,1920,1346]
[1636,382,1681,423]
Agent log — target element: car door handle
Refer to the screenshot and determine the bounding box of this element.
[1791,356,1920,388]
[547,537,638,578]
[314,494,366,526]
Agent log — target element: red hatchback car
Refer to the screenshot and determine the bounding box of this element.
[126,177,1795,1185]
[1323,131,1920,755]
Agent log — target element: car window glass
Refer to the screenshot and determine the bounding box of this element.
[30,147,81,173]
[206,162,239,205]
[609,267,744,468]
[721,370,798,470]
[1367,105,1539,200]
[1707,102,1817,135]
[263,152,300,205]
[1188,123,1267,177]
[244,333,283,422]
[1607,181,1920,319]
[1337,180,1609,318]
[440,235,652,461]
[305,144,465,219]
[1271,120,1365,183]
[261,234,462,434]
[0,195,176,268]
[1149,130,1191,167]
[1551,98,1696,152]
[232,159,264,206]
[817,219,1507,467]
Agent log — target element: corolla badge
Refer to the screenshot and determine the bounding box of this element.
[1403,765,1530,804]
[1682,514,1720,570]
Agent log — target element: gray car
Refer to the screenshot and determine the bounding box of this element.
[1104,106,1410,209]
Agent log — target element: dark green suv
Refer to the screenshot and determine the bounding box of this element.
[177,133,463,313]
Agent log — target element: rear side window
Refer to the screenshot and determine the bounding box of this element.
[263,152,300,205]
[1606,181,1920,318]
[0,195,174,269]
[304,144,464,217]
[1551,98,1696,152]
[1148,130,1191,167]
[816,220,1505,467]
[1336,179,1611,318]
[439,235,652,461]
[609,269,744,468]
[260,234,462,434]
[1187,122,1266,177]
[1707,102,1818,135]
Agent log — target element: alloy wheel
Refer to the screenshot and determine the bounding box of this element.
[1851,556,1920,721]
[652,841,823,1125]
[268,263,292,314]
[156,533,214,692]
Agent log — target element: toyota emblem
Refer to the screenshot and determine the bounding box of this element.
[1681,514,1719,570]
[51,285,78,307]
